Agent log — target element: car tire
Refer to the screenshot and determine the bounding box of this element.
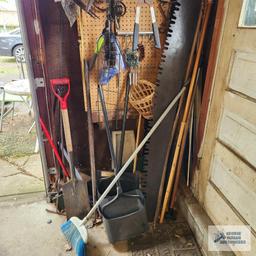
[13,45,25,63]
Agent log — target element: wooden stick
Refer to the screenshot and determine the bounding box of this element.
[84,61,97,208]
[170,97,194,209]
[187,105,194,186]
[61,109,73,153]
[133,114,142,173]
[153,4,204,227]
[169,1,213,211]
[159,0,212,223]
[79,13,97,210]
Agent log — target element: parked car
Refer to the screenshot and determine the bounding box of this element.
[0,28,24,62]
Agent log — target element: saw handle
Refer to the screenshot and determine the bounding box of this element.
[50,78,71,110]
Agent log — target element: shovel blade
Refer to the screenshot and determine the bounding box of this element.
[62,180,90,219]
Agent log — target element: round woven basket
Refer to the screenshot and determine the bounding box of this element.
[129,80,156,120]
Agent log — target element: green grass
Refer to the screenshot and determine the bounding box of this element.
[0,66,18,75]
[0,56,16,63]
[0,57,21,80]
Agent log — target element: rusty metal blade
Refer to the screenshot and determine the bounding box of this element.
[142,0,203,221]
[62,180,90,219]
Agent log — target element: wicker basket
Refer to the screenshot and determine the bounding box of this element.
[129,80,156,120]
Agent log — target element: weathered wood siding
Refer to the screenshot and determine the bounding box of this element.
[193,0,256,255]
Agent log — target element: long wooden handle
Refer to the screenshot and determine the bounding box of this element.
[159,0,212,223]
[84,60,97,207]
[170,103,193,209]
[133,114,142,174]
[61,108,73,153]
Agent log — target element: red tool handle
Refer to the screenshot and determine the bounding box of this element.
[50,78,71,110]
[39,118,70,178]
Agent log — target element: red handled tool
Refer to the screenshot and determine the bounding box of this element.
[50,78,90,219]
[39,118,70,178]
[50,78,70,109]
[50,78,73,155]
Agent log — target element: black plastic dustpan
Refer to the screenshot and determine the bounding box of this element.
[97,75,148,243]
[98,181,148,243]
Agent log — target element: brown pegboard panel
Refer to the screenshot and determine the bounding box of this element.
[78,0,169,122]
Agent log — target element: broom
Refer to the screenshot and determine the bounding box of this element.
[61,87,185,256]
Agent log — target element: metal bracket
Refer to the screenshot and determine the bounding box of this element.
[48,167,57,175]
[35,78,45,88]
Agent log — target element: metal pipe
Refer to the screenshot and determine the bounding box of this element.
[117,31,153,36]
[98,84,118,172]
[117,73,131,170]
[15,0,50,196]
[0,88,5,132]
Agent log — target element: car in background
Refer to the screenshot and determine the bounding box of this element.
[0,28,24,62]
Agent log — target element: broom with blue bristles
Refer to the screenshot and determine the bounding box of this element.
[61,87,186,256]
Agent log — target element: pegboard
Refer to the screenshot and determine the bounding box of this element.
[78,0,170,122]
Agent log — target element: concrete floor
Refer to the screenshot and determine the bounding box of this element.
[0,157,130,256]
[0,155,202,256]
[0,191,201,256]
[0,195,129,256]
[0,156,44,197]
[0,193,73,256]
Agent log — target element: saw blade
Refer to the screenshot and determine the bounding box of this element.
[142,0,203,221]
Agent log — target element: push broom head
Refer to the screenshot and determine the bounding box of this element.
[61,217,88,256]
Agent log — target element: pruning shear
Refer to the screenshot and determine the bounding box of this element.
[132,0,161,50]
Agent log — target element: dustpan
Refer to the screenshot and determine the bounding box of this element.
[97,172,139,197]
[99,188,148,243]
[97,76,148,243]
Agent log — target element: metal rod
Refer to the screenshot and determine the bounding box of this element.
[0,88,6,132]
[98,84,118,172]
[16,0,50,196]
[117,31,153,36]
[117,73,131,170]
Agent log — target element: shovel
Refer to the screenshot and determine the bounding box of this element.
[50,78,90,219]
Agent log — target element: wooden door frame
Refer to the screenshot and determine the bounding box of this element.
[195,0,226,160]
